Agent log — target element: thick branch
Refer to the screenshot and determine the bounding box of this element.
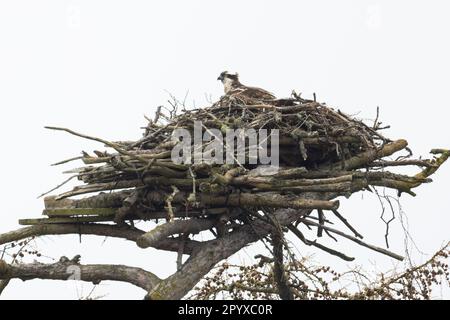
[0,224,200,255]
[0,259,160,292]
[137,218,216,249]
[197,193,339,211]
[271,233,294,300]
[323,139,408,171]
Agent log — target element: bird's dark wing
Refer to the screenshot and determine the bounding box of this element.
[238,86,276,100]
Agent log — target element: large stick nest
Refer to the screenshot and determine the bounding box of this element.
[27,93,448,260]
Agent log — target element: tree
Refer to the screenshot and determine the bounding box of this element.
[0,94,448,299]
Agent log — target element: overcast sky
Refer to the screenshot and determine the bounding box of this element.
[0,0,449,299]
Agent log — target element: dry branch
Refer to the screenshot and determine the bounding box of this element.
[0,258,160,291]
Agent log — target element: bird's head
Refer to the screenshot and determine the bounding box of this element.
[217,71,239,83]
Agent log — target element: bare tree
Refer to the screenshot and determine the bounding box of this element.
[0,95,448,299]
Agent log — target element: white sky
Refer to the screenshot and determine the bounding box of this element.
[0,0,449,299]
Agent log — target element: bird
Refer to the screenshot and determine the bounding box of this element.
[217,71,276,101]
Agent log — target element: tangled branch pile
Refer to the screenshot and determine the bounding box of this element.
[0,91,446,300]
[22,93,447,261]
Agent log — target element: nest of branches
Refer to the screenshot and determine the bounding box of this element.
[24,95,446,259]
[0,91,445,299]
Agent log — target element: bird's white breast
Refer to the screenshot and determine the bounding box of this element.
[222,78,235,93]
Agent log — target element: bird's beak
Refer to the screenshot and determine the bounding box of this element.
[217,76,223,81]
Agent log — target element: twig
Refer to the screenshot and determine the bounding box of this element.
[45,126,149,165]
[37,175,77,199]
[288,225,354,262]
[51,156,83,166]
[298,218,404,260]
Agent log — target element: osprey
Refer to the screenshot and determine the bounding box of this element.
[217,71,276,101]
